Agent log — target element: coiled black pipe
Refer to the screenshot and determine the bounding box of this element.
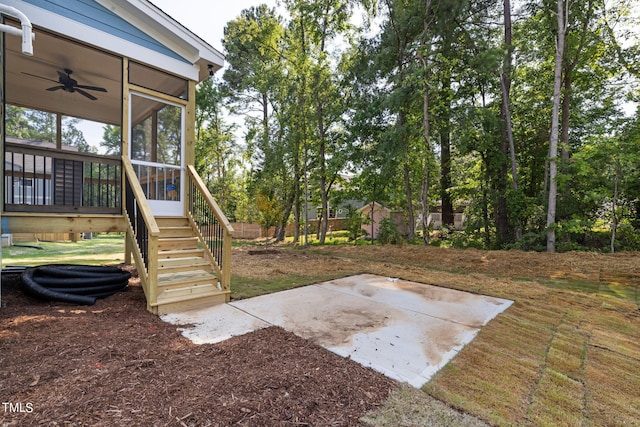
[21,265,130,305]
[34,264,124,279]
[41,282,128,295]
[22,268,97,305]
[32,271,131,288]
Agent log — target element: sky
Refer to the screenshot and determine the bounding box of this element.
[150,0,278,54]
[80,0,278,151]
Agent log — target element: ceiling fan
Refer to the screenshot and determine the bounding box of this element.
[22,68,107,100]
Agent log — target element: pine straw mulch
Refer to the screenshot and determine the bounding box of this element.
[0,271,396,426]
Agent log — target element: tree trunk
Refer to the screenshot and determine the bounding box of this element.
[440,38,454,227]
[316,8,330,245]
[610,161,619,253]
[403,160,415,240]
[546,0,567,253]
[501,0,520,242]
[276,180,297,242]
[493,0,515,246]
[419,0,433,245]
[481,171,491,247]
[558,71,572,246]
[293,167,303,244]
[317,106,329,244]
[559,0,592,223]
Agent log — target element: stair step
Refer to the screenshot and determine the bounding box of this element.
[158,256,208,267]
[158,248,205,259]
[155,217,190,228]
[159,282,220,298]
[153,286,229,315]
[158,269,218,290]
[158,226,194,238]
[158,257,212,274]
[158,236,199,251]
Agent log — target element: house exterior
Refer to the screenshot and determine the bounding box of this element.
[425,212,466,230]
[1,0,233,314]
[359,202,407,240]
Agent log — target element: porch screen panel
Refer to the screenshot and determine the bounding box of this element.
[130,94,183,202]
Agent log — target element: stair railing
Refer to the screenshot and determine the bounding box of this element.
[123,155,160,308]
[186,165,234,292]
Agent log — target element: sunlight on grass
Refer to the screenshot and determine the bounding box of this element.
[2,233,125,267]
[231,273,344,300]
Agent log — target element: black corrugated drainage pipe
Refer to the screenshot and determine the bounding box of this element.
[21,265,131,305]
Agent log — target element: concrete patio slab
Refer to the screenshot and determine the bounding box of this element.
[161,274,513,387]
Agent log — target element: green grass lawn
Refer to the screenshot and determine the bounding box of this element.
[1,233,125,267]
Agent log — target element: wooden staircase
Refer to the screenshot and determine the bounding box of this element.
[151,217,229,314]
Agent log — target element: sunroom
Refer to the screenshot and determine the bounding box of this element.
[1,0,233,314]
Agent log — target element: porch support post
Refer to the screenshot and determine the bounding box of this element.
[122,58,131,265]
[147,232,159,310]
[124,238,132,264]
[184,80,196,217]
[222,229,232,296]
[56,114,62,150]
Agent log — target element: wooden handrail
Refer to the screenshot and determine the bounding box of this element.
[122,155,159,308]
[6,141,121,164]
[122,156,160,236]
[187,165,234,234]
[186,165,234,291]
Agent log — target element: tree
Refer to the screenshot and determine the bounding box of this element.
[546,0,568,252]
[500,0,521,242]
[418,0,434,244]
[100,125,122,156]
[223,5,295,240]
[195,77,240,218]
[215,0,639,251]
[5,105,96,152]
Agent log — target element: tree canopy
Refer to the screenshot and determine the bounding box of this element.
[194,0,640,252]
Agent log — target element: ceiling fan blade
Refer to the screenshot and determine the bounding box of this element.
[26,68,102,100]
[76,85,107,92]
[75,88,98,101]
[22,72,59,84]
[56,70,70,80]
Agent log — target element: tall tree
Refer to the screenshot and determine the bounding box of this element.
[546,0,568,252]
[223,5,295,237]
[195,77,239,218]
[379,0,422,240]
[285,0,354,244]
[500,0,521,242]
[418,0,434,244]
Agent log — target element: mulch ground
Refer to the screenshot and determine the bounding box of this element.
[0,269,396,426]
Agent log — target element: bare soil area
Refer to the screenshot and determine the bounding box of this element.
[2,245,639,426]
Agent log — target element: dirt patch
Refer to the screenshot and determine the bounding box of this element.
[0,271,396,426]
[247,249,281,255]
[311,245,640,283]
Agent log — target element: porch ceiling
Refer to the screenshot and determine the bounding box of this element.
[5,24,122,125]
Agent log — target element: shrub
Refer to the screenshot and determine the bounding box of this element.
[377,216,404,245]
[614,223,640,251]
[345,205,366,242]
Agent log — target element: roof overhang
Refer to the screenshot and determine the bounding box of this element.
[97,0,225,82]
[2,0,224,82]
